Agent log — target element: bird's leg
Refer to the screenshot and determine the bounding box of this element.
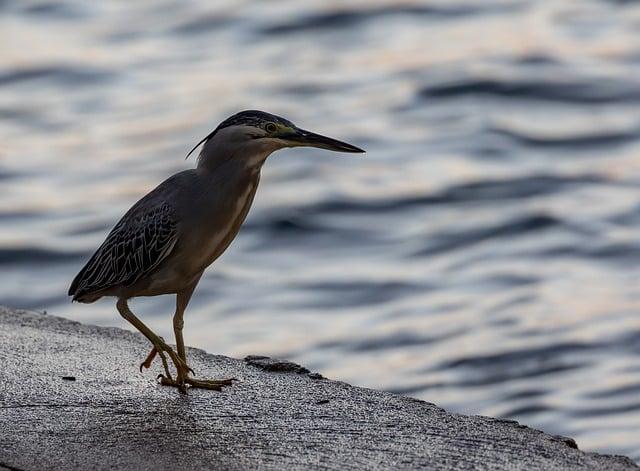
[116,298,188,391]
[173,299,188,384]
[171,278,199,386]
[173,306,235,390]
[160,278,237,391]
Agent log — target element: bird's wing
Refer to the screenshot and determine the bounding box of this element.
[69,198,178,300]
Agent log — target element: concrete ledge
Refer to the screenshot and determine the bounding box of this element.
[0,306,636,470]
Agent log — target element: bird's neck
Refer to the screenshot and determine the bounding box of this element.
[196,136,276,174]
[195,149,266,184]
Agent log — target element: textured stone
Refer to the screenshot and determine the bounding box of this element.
[0,306,636,471]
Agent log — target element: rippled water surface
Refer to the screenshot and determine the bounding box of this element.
[2,0,640,461]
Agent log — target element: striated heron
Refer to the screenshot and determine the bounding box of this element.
[68,110,364,392]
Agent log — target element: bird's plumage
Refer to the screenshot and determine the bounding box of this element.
[69,163,260,303]
[69,186,179,302]
[215,110,295,131]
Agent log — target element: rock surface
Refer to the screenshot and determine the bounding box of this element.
[0,306,636,471]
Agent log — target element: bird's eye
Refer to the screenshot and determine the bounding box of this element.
[265,123,277,134]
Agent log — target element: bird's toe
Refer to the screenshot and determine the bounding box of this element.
[158,374,188,394]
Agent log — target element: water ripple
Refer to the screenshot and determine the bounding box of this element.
[442,342,599,369]
[414,214,560,257]
[0,65,114,88]
[489,125,640,149]
[261,4,511,35]
[419,77,640,104]
[317,329,461,353]
[170,13,237,36]
[302,175,607,215]
[0,247,85,265]
[293,280,425,308]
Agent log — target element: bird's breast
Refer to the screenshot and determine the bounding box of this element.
[184,176,260,274]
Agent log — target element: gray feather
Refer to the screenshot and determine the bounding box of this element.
[69,195,178,300]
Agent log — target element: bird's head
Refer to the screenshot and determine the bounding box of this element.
[188,110,364,169]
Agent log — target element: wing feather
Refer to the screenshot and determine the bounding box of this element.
[69,201,178,301]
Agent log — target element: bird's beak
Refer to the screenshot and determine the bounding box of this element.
[281,128,365,154]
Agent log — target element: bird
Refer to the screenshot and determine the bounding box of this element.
[68,110,364,392]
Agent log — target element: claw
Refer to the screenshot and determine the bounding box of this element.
[172,355,195,377]
[139,346,159,372]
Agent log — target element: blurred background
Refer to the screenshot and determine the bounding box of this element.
[2,0,640,461]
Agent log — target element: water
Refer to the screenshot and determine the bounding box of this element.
[2,0,640,461]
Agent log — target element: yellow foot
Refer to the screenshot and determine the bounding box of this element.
[139,342,195,378]
[158,375,237,392]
